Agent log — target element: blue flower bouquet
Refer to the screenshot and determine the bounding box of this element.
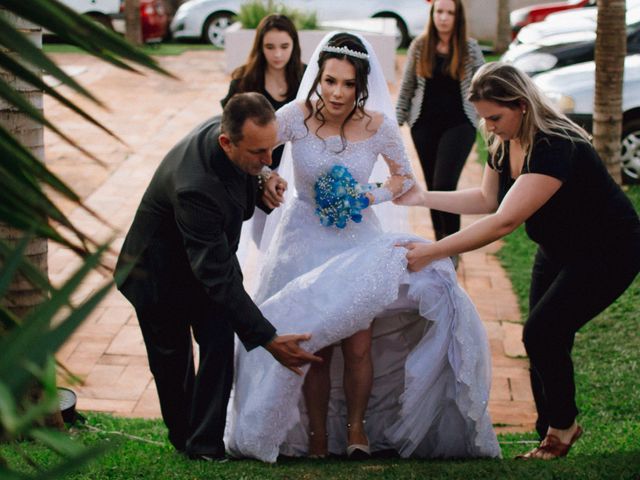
[314,165,370,229]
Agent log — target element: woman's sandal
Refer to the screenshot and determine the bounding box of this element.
[516,425,583,460]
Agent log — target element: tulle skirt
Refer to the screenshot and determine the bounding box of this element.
[225,225,501,462]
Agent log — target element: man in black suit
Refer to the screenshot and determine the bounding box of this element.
[114,93,320,460]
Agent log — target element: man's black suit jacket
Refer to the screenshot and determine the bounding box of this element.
[114,116,276,351]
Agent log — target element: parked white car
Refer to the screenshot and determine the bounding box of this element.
[170,0,430,48]
[534,54,640,183]
[514,0,640,45]
[56,0,169,43]
[57,0,120,29]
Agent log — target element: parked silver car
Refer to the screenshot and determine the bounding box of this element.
[502,8,640,77]
[534,54,640,183]
[170,0,430,48]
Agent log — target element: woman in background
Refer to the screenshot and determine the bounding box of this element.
[221,13,304,171]
[396,0,484,264]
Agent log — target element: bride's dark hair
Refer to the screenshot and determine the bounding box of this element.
[304,32,371,151]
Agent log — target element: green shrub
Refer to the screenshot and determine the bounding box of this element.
[237,0,317,30]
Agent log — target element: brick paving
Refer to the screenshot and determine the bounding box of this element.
[49,50,536,432]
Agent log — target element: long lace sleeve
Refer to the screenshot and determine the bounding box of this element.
[276,101,305,144]
[366,116,415,205]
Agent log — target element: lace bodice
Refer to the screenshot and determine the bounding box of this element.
[277,102,414,204]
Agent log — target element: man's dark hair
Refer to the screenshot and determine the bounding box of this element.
[221,92,276,144]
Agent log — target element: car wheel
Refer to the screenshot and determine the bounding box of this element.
[87,13,114,30]
[203,12,235,48]
[621,116,640,184]
[373,13,409,49]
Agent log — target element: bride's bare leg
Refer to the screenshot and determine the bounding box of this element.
[342,326,373,448]
[303,346,333,457]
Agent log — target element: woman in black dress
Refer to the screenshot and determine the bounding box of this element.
[396,62,640,459]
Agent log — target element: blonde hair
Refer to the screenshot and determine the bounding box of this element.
[468,62,590,169]
[417,0,468,80]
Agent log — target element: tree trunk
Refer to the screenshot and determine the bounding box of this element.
[0,10,64,431]
[125,0,143,46]
[593,0,627,183]
[494,0,511,54]
[163,0,181,21]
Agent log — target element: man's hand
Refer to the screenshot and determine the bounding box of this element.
[265,333,322,375]
[262,172,287,209]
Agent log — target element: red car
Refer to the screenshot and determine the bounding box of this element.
[140,0,168,42]
[510,0,596,38]
[115,0,169,43]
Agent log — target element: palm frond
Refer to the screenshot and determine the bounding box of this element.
[0,125,81,201]
[0,244,111,396]
[0,12,103,104]
[0,122,118,252]
[1,0,175,78]
[0,234,31,299]
[0,0,175,250]
[0,305,21,331]
[0,51,124,144]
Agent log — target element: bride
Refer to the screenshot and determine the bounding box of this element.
[225,32,500,462]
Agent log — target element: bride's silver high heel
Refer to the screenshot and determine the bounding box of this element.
[346,421,371,460]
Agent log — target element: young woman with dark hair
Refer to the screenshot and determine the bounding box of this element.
[221,13,304,170]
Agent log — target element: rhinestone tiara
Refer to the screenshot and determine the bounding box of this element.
[321,45,370,60]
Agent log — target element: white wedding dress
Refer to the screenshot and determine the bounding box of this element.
[224,101,501,462]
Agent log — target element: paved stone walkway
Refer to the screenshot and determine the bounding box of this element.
[49,50,536,432]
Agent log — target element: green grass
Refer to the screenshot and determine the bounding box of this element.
[236,0,317,30]
[43,41,220,56]
[1,410,639,479]
[475,130,489,165]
